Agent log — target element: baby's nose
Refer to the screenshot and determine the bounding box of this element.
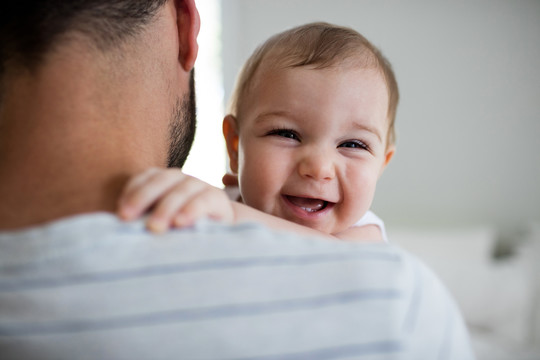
[298,150,336,181]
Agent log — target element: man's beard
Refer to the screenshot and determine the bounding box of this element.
[167,70,196,168]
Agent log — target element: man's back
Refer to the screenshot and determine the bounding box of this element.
[0,213,473,359]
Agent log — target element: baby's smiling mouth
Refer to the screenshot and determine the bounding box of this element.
[285,195,330,213]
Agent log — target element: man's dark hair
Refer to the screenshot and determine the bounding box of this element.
[0,0,167,76]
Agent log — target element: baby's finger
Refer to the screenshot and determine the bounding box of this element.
[146,176,208,232]
[119,168,186,220]
[172,189,233,228]
[222,173,239,187]
[120,167,161,201]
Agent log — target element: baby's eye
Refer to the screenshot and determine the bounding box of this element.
[339,140,369,150]
[267,128,300,141]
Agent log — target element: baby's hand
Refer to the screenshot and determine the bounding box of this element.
[118,168,234,232]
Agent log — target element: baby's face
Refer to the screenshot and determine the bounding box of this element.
[232,66,394,235]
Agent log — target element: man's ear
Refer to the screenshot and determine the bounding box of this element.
[176,0,200,71]
[378,145,395,178]
[223,115,239,174]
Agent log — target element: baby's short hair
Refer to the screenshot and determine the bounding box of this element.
[228,22,399,147]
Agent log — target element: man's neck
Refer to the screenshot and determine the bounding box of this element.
[0,45,169,230]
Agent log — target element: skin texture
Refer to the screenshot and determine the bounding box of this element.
[226,65,395,236]
[0,0,200,229]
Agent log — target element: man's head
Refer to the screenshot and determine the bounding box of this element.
[167,70,196,168]
[0,0,198,168]
[0,0,200,228]
[0,1,165,74]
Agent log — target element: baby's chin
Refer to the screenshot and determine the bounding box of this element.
[282,215,351,237]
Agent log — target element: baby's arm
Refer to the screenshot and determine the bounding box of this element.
[118,168,384,242]
[221,173,385,243]
[334,210,387,242]
[334,225,383,242]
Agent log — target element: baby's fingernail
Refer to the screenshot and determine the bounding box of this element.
[174,214,192,228]
[119,206,136,220]
[147,218,167,233]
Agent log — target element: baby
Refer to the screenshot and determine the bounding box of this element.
[119,22,398,242]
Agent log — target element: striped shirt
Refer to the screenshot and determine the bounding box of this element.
[0,213,474,359]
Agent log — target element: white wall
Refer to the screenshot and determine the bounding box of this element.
[221,0,540,231]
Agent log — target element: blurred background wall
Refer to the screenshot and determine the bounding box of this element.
[220,0,540,233]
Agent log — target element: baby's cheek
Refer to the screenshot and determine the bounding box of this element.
[334,205,365,234]
[238,168,269,211]
[341,176,377,225]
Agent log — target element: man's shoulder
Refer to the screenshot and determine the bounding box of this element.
[0,213,473,359]
[0,211,419,274]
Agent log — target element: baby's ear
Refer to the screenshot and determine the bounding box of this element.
[379,145,395,177]
[223,115,239,173]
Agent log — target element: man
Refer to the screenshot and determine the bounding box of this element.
[0,1,474,359]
